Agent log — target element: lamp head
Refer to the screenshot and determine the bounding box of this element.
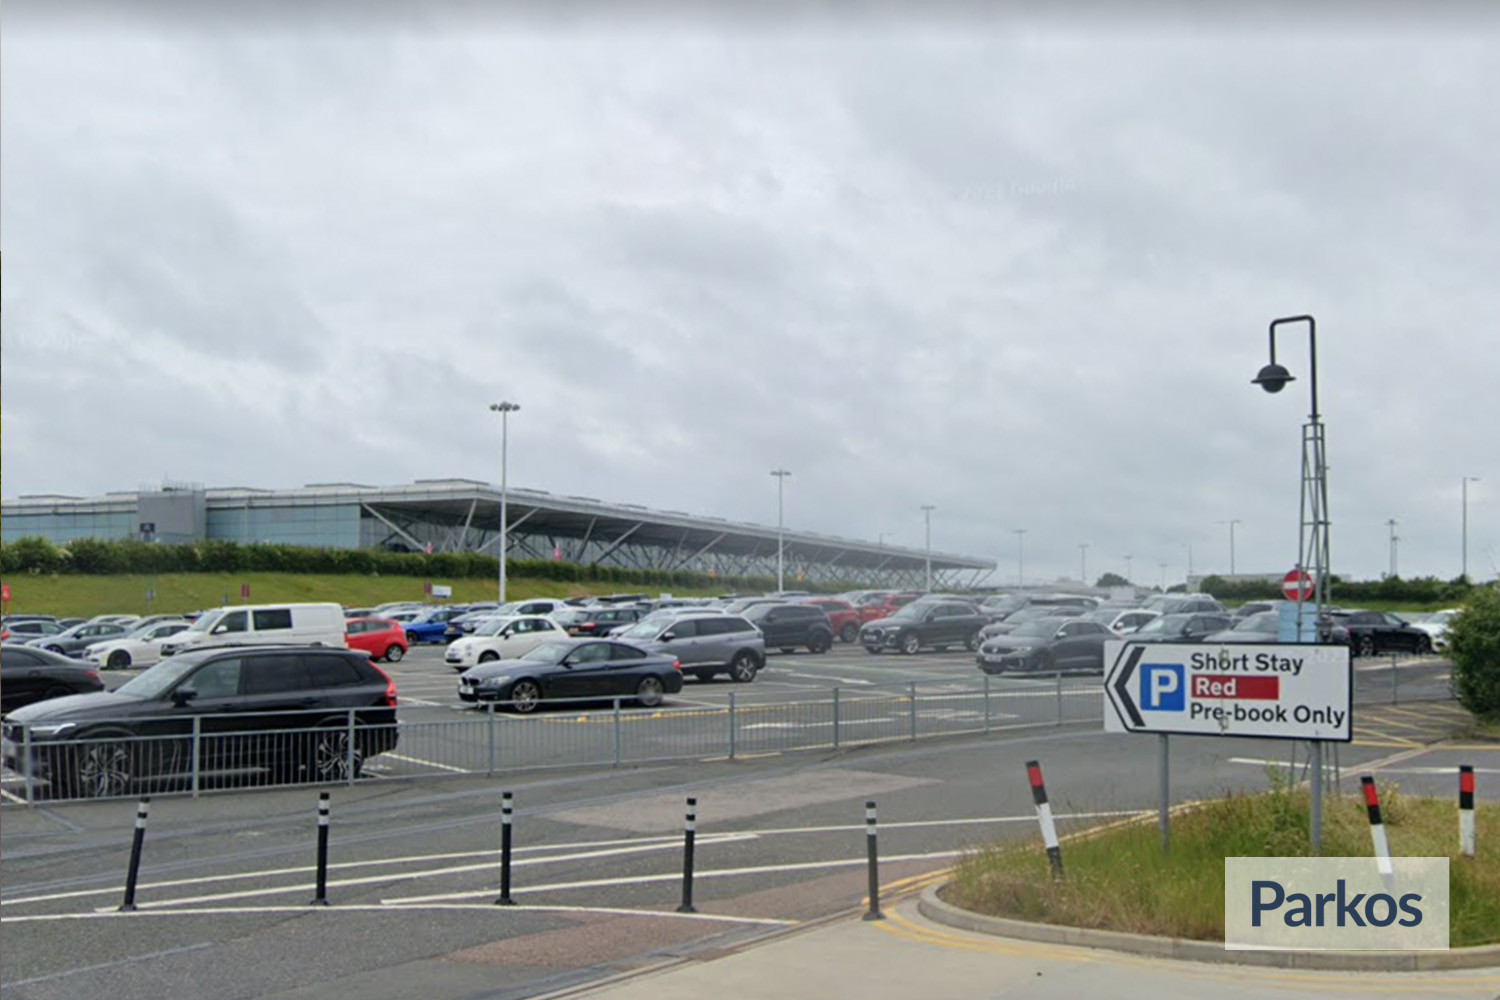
[1252,362,1295,394]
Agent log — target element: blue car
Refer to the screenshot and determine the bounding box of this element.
[404,607,468,645]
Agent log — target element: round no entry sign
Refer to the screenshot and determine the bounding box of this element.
[1282,568,1315,601]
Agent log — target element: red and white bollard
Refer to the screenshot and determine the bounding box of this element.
[1026,759,1064,882]
[1361,776,1393,876]
[1459,765,1476,858]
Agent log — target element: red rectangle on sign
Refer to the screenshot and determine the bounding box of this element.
[1190,674,1280,700]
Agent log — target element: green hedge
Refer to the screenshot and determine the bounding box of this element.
[1198,573,1478,606]
[1447,587,1500,720]
[0,535,840,595]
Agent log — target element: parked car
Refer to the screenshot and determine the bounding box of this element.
[1,644,106,714]
[1330,610,1433,657]
[1201,610,1350,646]
[456,639,684,713]
[56,618,88,630]
[344,607,375,619]
[1084,608,1161,634]
[801,597,864,643]
[26,621,133,657]
[721,597,788,616]
[0,619,65,642]
[158,603,346,656]
[1230,601,1282,622]
[344,618,409,662]
[403,607,469,645]
[1412,609,1460,652]
[613,613,766,682]
[558,605,648,638]
[979,606,1082,641]
[975,618,1114,674]
[1124,612,1233,644]
[83,620,192,670]
[444,616,569,671]
[1,646,399,798]
[859,601,989,655]
[1139,594,1227,615]
[87,614,143,628]
[742,602,835,654]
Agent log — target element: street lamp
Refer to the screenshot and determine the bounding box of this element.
[1463,477,1480,581]
[1079,542,1089,585]
[1013,529,1027,589]
[489,401,520,604]
[1251,313,1329,854]
[921,505,936,592]
[1124,554,1134,583]
[1159,561,1168,591]
[771,469,791,591]
[1386,518,1399,579]
[1217,519,1242,576]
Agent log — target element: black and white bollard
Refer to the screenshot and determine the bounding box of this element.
[1361,776,1393,876]
[1460,765,1476,858]
[677,796,697,914]
[495,790,516,906]
[310,791,331,906]
[1026,760,1064,882]
[118,797,151,912]
[863,800,883,921]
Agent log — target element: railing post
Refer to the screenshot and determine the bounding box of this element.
[728,692,737,761]
[345,708,357,785]
[613,697,623,767]
[486,702,497,777]
[118,797,151,911]
[832,687,841,749]
[190,716,202,798]
[983,674,992,732]
[908,681,918,741]
[1055,670,1064,725]
[21,725,34,805]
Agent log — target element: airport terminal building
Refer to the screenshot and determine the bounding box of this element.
[1,480,997,589]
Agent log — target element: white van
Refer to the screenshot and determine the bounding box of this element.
[158,602,346,656]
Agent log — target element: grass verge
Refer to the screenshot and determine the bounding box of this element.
[0,573,725,618]
[948,782,1500,947]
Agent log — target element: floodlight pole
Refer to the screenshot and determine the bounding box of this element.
[771,469,791,591]
[489,402,520,603]
[921,505,936,592]
[1079,542,1089,585]
[1013,529,1027,589]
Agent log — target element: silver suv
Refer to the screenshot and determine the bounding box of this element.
[614,612,766,683]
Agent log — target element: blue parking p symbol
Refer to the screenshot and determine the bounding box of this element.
[1141,663,1185,711]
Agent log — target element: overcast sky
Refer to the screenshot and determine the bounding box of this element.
[3,4,1497,586]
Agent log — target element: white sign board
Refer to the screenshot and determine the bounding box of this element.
[430,584,453,600]
[1103,641,1352,742]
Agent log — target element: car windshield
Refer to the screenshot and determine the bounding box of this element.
[1011,620,1061,638]
[521,642,571,663]
[1136,614,1189,635]
[114,657,203,699]
[884,604,927,622]
[617,621,662,639]
[185,610,223,633]
[1237,612,1281,631]
[1002,608,1050,624]
[474,618,514,637]
[742,604,778,621]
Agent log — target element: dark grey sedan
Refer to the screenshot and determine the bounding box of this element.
[458,639,685,713]
[976,619,1114,674]
[26,621,131,656]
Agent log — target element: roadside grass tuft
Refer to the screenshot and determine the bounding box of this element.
[949,779,1500,947]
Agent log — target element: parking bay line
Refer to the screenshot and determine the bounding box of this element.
[383,753,472,774]
[3,942,216,986]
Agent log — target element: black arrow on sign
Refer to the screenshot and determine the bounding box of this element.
[1110,644,1146,728]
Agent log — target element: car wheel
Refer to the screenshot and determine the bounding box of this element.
[1033,651,1056,674]
[964,631,981,652]
[478,651,499,663]
[105,650,132,670]
[729,652,759,683]
[384,644,406,663]
[635,676,665,708]
[900,633,921,655]
[68,732,136,799]
[840,623,859,644]
[45,644,67,655]
[1357,635,1376,658]
[1414,634,1432,655]
[809,632,832,654]
[312,727,364,782]
[509,679,542,713]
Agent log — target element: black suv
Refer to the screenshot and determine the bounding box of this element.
[859,600,989,655]
[742,603,835,654]
[1331,610,1432,657]
[1,646,399,799]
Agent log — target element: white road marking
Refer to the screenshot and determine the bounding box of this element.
[0,787,28,804]
[82,834,762,912]
[3,904,795,926]
[384,849,965,905]
[778,672,874,686]
[383,753,472,774]
[394,696,448,707]
[3,942,216,985]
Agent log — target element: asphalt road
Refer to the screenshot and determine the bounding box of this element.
[1,646,1486,1000]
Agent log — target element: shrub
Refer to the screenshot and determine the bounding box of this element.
[1448,587,1500,720]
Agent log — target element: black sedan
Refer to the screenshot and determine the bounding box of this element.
[457,639,684,713]
[975,619,1114,674]
[1,644,105,714]
[1332,610,1432,656]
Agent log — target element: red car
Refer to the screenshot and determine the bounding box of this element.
[345,617,409,663]
[802,598,864,643]
[857,592,922,624]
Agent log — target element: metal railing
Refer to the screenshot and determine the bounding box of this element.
[1,675,1103,804]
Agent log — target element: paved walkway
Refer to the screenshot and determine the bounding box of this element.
[552,897,1500,1000]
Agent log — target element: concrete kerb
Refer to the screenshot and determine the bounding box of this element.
[918,883,1500,971]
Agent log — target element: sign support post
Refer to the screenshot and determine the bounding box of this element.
[1309,740,1323,855]
[1159,733,1170,853]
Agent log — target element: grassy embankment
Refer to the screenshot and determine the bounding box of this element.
[949,784,1500,947]
[0,574,726,618]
